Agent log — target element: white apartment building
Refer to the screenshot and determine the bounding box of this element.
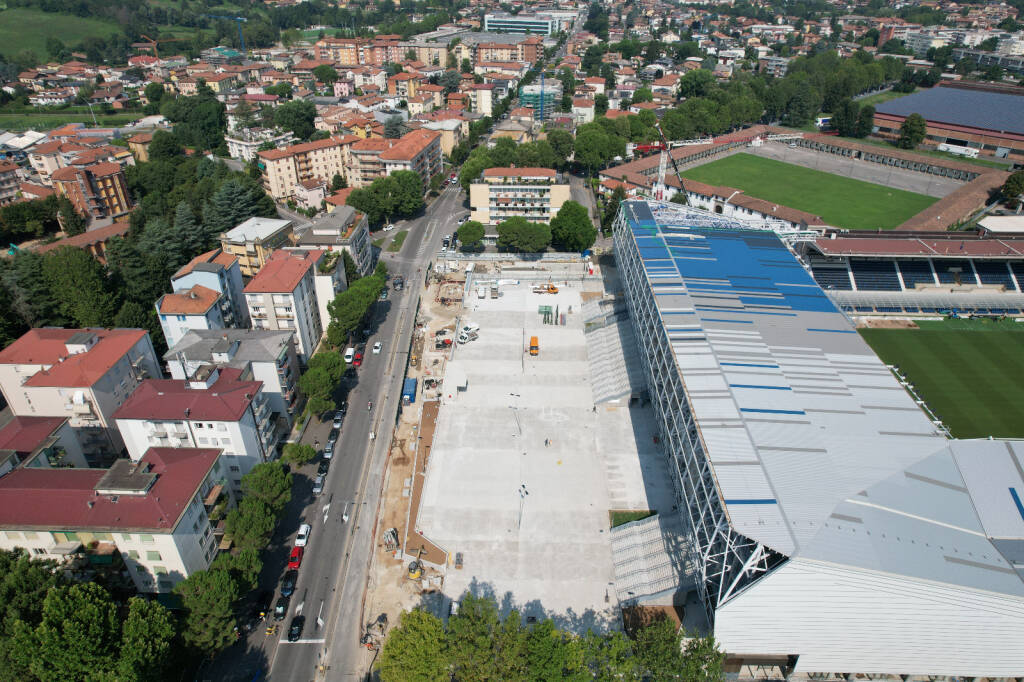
[469,167,572,225]
[0,329,162,463]
[156,284,228,349]
[0,447,224,594]
[294,205,375,279]
[244,249,326,363]
[171,247,250,329]
[165,329,303,425]
[113,367,276,492]
[225,128,294,162]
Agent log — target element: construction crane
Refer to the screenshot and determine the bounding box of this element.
[205,14,248,54]
[652,121,688,203]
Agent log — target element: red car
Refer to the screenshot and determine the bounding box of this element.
[353,353,363,367]
[288,546,304,570]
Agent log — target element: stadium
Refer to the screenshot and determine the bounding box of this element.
[612,199,1024,678]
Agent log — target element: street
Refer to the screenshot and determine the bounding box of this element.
[198,184,468,682]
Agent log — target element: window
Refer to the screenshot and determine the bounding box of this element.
[229,465,240,472]
[121,533,133,542]
[32,548,47,555]
[153,566,168,575]
[24,531,37,540]
[140,534,154,544]
[127,550,140,559]
[5,531,22,540]
[195,423,204,429]
[146,551,162,561]
[177,315,186,322]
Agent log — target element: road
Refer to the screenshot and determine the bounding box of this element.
[199,184,467,682]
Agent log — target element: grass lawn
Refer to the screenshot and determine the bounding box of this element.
[859,319,1024,439]
[0,9,121,59]
[856,88,916,108]
[609,510,655,528]
[386,230,408,252]
[0,112,140,131]
[372,238,385,248]
[682,153,937,230]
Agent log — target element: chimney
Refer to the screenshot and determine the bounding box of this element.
[190,290,198,299]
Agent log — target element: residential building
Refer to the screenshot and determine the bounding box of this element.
[379,129,443,192]
[165,329,302,425]
[0,416,88,473]
[114,367,276,492]
[315,38,363,65]
[51,162,133,224]
[171,247,249,328]
[32,220,131,264]
[0,161,18,205]
[349,137,394,188]
[126,133,153,163]
[219,217,294,278]
[294,178,327,211]
[518,82,562,119]
[421,119,463,157]
[0,447,225,593]
[257,137,351,201]
[467,83,495,116]
[469,167,571,225]
[0,329,162,464]
[295,205,374,278]
[244,249,326,362]
[484,13,557,35]
[225,129,294,163]
[758,56,791,77]
[156,285,228,348]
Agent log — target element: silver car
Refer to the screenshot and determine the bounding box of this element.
[312,475,325,495]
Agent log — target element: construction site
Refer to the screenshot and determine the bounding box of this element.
[361,254,702,642]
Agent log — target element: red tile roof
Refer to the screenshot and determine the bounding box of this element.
[158,285,221,315]
[172,247,238,280]
[379,129,440,161]
[0,328,147,388]
[33,220,131,256]
[113,367,261,422]
[326,188,353,206]
[0,416,67,454]
[0,448,220,532]
[257,137,342,161]
[243,249,322,293]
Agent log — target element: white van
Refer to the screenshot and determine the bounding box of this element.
[461,322,480,334]
[344,347,355,363]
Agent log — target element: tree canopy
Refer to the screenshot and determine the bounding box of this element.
[550,200,597,252]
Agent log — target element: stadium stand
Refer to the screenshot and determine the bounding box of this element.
[897,259,935,289]
[810,264,853,290]
[974,261,1017,289]
[933,259,976,285]
[849,259,902,290]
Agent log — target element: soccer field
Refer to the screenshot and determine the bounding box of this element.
[682,153,937,231]
[859,320,1024,439]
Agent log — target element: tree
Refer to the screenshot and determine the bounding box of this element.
[678,69,715,98]
[550,200,597,252]
[148,130,183,161]
[24,582,120,680]
[447,593,502,681]
[1,251,65,328]
[174,200,204,255]
[546,129,575,169]
[205,178,276,240]
[57,197,86,236]
[595,93,609,116]
[681,633,726,682]
[144,82,165,105]
[457,220,485,251]
[377,609,450,682]
[241,461,293,515]
[224,494,274,554]
[0,550,63,677]
[233,99,257,131]
[632,87,653,103]
[1002,171,1024,203]
[855,104,875,138]
[897,112,927,149]
[634,615,684,679]
[42,247,120,327]
[174,568,240,658]
[282,442,317,466]
[983,64,1004,81]
[602,185,627,232]
[830,99,859,137]
[275,100,317,140]
[308,351,345,383]
[265,82,293,99]
[117,597,176,682]
[331,173,347,191]
[211,548,263,592]
[313,64,339,86]
[497,217,551,253]
[461,57,472,74]
[384,115,405,139]
[439,69,461,94]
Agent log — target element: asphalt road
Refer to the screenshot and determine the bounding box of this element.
[198,184,468,682]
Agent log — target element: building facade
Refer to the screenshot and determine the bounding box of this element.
[469,167,571,225]
[219,217,294,278]
[257,137,351,201]
[295,206,374,279]
[484,13,557,35]
[243,249,326,363]
[156,284,228,349]
[171,248,250,329]
[51,162,133,224]
[0,161,18,205]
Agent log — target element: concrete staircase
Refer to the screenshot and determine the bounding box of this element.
[584,299,647,404]
[609,513,694,604]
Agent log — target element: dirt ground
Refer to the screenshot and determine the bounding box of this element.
[856,318,919,329]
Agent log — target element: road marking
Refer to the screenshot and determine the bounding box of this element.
[278,638,326,645]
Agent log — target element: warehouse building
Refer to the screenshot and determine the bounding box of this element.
[613,199,1024,678]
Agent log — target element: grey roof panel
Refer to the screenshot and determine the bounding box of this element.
[875,86,1024,136]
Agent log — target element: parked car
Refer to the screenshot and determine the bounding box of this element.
[288,546,304,570]
[378,290,388,301]
[280,570,297,597]
[295,523,311,547]
[274,595,290,621]
[372,342,382,354]
[353,352,363,367]
[312,474,325,495]
[318,459,330,475]
[383,223,395,231]
[332,411,343,429]
[324,438,335,459]
[288,616,305,642]
[458,216,467,224]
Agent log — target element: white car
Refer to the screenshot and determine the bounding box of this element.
[383,224,396,232]
[295,523,311,547]
[457,217,467,224]
[372,341,382,354]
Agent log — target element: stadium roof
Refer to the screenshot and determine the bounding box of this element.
[618,200,1024,594]
[875,86,1024,136]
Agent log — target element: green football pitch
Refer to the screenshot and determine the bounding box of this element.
[859,319,1024,439]
[681,153,937,231]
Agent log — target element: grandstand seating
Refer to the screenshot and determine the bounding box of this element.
[933,259,977,285]
[974,261,1017,290]
[897,260,935,289]
[1010,262,1024,289]
[810,265,853,290]
[850,259,901,291]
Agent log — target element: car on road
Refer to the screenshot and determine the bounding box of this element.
[332,411,343,429]
[788,142,798,148]
[312,474,325,495]
[378,290,388,301]
[372,341,382,354]
[323,439,334,459]
[383,223,395,231]
[288,616,305,642]
[280,570,297,597]
[288,546,303,570]
[317,459,330,475]
[353,352,363,367]
[274,596,289,621]
[295,523,311,547]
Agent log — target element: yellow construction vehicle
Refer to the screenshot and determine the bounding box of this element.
[408,547,425,579]
[532,280,559,294]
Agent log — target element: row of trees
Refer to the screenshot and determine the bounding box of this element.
[457,135,574,192]
[298,350,347,416]
[377,593,725,682]
[491,202,598,254]
[0,194,82,243]
[326,262,389,348]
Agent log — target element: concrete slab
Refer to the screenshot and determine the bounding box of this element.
[417,280,671,632]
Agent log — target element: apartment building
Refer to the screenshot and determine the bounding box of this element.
[156,285,228,348]
[469,167,571,225]
[467,83,495,116]
[165,329,302,425]
[295,206,374,280]
[387,72,420,99]
[0,447,224,593]
[171,247,250,328]
[219,217,294,278]
[484,12,557,35]
[114,367,276,492]
[0,161,18,205]
[0,415,89,473]
[51,162,133,224]
[0,329,162,463]
[315,37,362,64]
[380,129,443,193]
[244,249,327,363]
[257,137,352,201]
[349,137,394,188]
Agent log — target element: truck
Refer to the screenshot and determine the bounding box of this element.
[402,378,417,404]
[529,336,539,356]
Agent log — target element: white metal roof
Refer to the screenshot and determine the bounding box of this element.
[224,217,292,242]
